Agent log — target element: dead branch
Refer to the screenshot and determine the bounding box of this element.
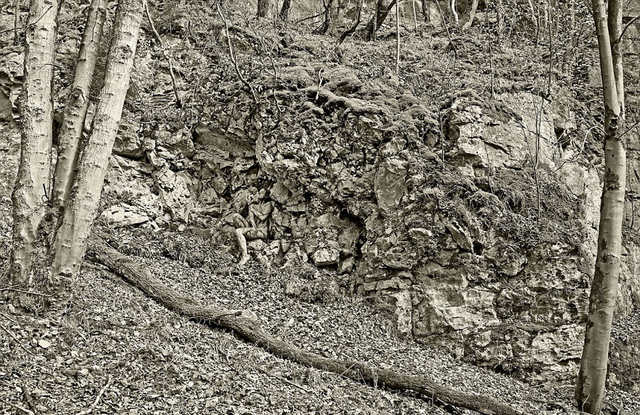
[216,2,258,103]
[0,323,33,355]
[77,375,112,415]
[87,235,528,415]
[20,382,38,415]
[144,0,182,108]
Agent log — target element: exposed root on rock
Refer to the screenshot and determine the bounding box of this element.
[86,235,527,415]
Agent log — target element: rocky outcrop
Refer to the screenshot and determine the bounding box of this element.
[178,65,636,384]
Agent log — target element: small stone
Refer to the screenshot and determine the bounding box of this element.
[38,339,51,349]
[312,248,339,266]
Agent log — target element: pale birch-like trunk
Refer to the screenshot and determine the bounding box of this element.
[462,0,479,31]
[575,0,625,412]
[9,0,58,289]
[50,0,143,285]
[607,0,624,116]
[52,0,107,213]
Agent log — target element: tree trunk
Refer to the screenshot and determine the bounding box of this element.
[608,0,624,116]
[315,0,334,35]
[575,0,625,412]
[462,0,479,31]
[362,0,397,40]
[87,235,528,415]
[422,0,430,22]
[257,0,273,18]
[337,0,363,45]
[50,0,143,288]
[13,0,21,46]
[279,0,291,21]
[52,0,107,214]
[9,0,58,293]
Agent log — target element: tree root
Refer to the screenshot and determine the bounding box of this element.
[86,235,527,415]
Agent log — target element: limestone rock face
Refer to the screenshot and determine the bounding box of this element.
[100,204,150,227]
[3,39,639,390]
[183,65,633,384]
[374,158,407,215]
[114,119,145,159]
[153,167,196,223]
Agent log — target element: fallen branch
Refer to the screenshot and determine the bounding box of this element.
[86,235,527,415]
[0,323,34,355]
[20,382,38,415]
[0,288,52,297]
[77,375,112,415]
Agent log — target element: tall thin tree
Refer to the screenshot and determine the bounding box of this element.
[575,0,625,411]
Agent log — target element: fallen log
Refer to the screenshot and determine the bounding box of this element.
[86,235,527,415]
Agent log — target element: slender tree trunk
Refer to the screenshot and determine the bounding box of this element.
[50,0,143,287]
[315,0,334,34]
[362,0,397,40]
[9,0,58,293]
[496,0,504,43]
[13,0,21,46]
[450,0,458,23]
[462,0,479,31]
[257,0,273,18]
[337,0,363,45]
[575,0,625,412]
[412,0,418,31]
[279,0,291,21]
[608,0,624,116]
[396,2,400,72]
[52,0,107,214]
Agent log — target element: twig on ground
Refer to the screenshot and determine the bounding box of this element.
[0,288,52,297]
[256,366,310,392]
[20,382,38,415]
[0,312,19,324]
[77,375,112,415]
[5,401,33,415]
[0,323,34,355]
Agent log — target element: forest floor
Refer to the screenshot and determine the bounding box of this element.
[1,196,639,414]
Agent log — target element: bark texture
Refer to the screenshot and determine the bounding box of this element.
[607,0,624,116]
[462,0,479,31]
[51,0,143,287]
[337,0,363,45]
[52,0,107,212]
[362,0,397,40]
[9,0,58,289]
[87,235,528,415]
[575,0,625,412]
[279,0,291,21]
[257,0,273,18]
